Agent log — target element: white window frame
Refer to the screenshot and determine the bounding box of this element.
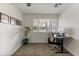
[33,18,57,32]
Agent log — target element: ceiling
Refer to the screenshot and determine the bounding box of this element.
[12,3,71,14]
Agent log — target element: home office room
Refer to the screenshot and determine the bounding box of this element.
[0,1,79,58]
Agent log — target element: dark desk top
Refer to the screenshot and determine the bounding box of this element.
[54,36,72,39]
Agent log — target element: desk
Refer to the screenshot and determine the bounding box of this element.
[54,36,72,53]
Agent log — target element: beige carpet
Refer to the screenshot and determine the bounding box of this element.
[13,43,72,56]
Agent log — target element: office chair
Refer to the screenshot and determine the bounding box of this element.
[48,32,61,50]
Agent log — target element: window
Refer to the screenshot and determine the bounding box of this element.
[33,18,57,32]
[33,19,39,32]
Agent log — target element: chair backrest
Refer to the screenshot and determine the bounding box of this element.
[49,32,54,41]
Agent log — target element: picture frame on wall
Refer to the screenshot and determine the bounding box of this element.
[0,12,22,25]
[16,19,21,25]
[10,17,16,25]
[0,13,9,24]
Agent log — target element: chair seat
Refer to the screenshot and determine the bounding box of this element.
[53,42,61,45]
[49,41,61,45]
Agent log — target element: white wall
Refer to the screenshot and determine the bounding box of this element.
[0,3,23,20]
[0,23,24,56]
[0,4,24,55]
[23,14,57,43]
[58,4,79,56]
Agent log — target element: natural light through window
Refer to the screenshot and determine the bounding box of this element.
[33,18,57,32]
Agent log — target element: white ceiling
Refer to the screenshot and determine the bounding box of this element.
[12,3,71,14]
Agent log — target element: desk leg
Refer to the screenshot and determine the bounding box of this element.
[56,38,68,53]
[56,38,64,53]
[61,38,63,52]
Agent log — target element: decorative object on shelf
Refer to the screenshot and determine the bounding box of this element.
[0,12,9,24]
